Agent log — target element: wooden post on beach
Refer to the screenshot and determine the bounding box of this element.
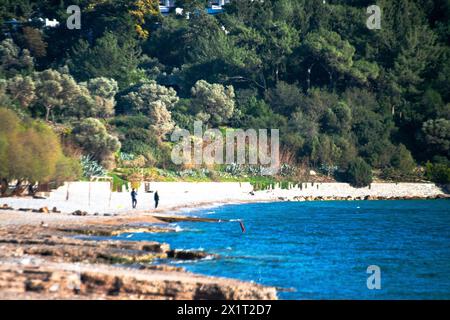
[66,182,70,201]
[88,181,91,206]
[109,181,112,208]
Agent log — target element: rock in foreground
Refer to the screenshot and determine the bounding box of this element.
[0,259,277,300]
[0,218,277,300]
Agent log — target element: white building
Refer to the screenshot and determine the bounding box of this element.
[159,0,231,14]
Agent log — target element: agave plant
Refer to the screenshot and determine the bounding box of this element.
[119,152,135,161]
[319,164,338,177]
[224,163,245,176]
[80,155,108,178]
[280,163,296,177]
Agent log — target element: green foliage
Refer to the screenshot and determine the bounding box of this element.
[304,29,355,75]
[265,81,302,116]
[33,69,81,121]
[389,25,440,97]
[70,118,121,168]
[390,144,416,175]
[122,80,177,138]
[55,155,82,183]
[109,115,161,166]
[80,155,108,178]
[422,119,450,158]
[303,29,379,84]
[6,75,36,108]
[0,38,34,77]
[345,158,373,188]
[1,0,449,183]
[0,108,79,185]
[69,32,143,89]
[425,162,450,184]
[84,77,119,118]
[191,80,235,126]
[321,102,352,135]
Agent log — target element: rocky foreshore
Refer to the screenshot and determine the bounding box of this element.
[0,213,277,300]
[287,193,450,202]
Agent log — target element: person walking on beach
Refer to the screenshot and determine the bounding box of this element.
[131,189,137,209]
[154,191,159,209]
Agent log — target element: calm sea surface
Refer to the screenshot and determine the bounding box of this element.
[115,200,450,299]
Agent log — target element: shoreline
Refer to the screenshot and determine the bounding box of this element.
[0,181,447,216]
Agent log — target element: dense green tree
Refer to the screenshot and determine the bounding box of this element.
[425,162,450,184]
[345,157,373,188]
[302,29,379,86]
[70,118,121,168]
[422,119,450,158]
[84,77,119,118]
[0,38,34,77]
[20,27,47,58]
[390,144,416,175]
[109,115,158,164]
[321,102,352,135]
[33,69,80,121]
[191,80,235,126]
[0,108,80,195]
[265,81,303,116]
[122,81,178,138]
[6,75,36,108]
[389,25,440,99]
[69,32,143,88]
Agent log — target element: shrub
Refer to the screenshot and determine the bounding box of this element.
[425,162,450,184]
[0,108,78,194]
[70,118,120,168]
[54,155,82,183]
[390,144,416,174]
[80,155,108,178]
[345,157,373,188]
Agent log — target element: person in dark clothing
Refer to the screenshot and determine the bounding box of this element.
[28,183,35,196]
[154,191,159,209]
[131,189,137,209]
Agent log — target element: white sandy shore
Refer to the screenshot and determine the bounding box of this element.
[0,181,446,218]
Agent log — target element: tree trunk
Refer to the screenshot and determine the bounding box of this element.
[45,106,51,122]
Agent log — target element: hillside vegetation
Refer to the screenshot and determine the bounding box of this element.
[0,0,449,190]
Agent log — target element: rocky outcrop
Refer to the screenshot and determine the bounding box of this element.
[152,215,222,223]
[0,223,277,300]
[291,193,449,202]
[0,259,276,300]
[168,249,217,260]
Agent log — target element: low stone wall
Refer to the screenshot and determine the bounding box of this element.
[4,181,255,214]
[268,182,444,199]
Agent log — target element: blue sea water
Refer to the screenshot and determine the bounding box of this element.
[115,200,450,299]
